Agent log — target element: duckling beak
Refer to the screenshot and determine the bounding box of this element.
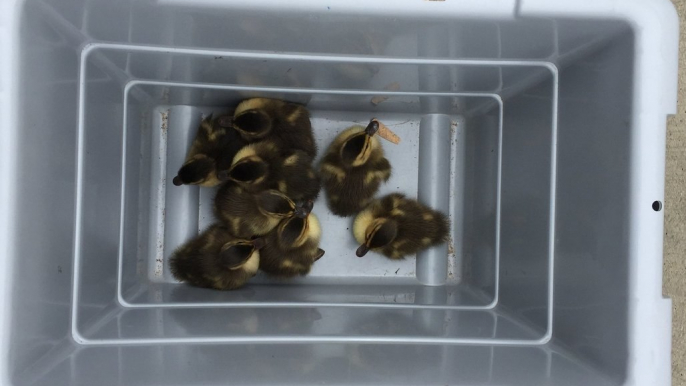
[251,237,266,250]
[364,119,379,136]
[356,244,370,258]
[314,248,325,261]
[294,200,314,218]
[172,176,183,186]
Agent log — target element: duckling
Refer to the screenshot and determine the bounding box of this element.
[259,200,325,278]
[214,187,307,238]
[218,141,320,202]
[353,193,449,260]
[319,120,392,216]
[218,97,317,157]
[173,114,247,187]
[170,224,264,290]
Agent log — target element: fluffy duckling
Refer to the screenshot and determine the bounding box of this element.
[353,193,449,260]
[218,141,320,202]
[173,114,247,187]
[319,120,392,216]
[218,97,317,157]
[214,187,309,239]
[259,201,325,278]
[170,224,264,290]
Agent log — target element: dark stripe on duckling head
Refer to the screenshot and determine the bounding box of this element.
[233,110,272,138]
[219,243,254,269]
[368,219,398,249]
[256,190,295,216]
[228,159,268,183]
[175,157,214,185]
[341,133,369,165]
[279,216,307,248]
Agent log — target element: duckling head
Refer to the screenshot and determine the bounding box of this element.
[256,190,296,219]
[356,218,398,257]
[340,120,381,167]
[277,212,324,261]
[219,238,265,271]
[173,155,216,186]
[232,109,272,140]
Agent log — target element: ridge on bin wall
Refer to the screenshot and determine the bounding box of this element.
[0,0,19,385]
[520,1,678,386]
[155,0,519,19]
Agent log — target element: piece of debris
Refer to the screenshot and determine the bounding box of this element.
[370,82,400,106]
[371,118,401,144]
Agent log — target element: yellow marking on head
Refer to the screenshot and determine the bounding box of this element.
[306,213,322,243]
[286,108,302,124]
[390,208,405,217]
[422,237,432,245]
[353,209,375,245]
[307,170,316,179]
[391,250,402,259]
[321,163,346,182]
[281,259,295,268]
[232,144,259,166]
[283,153,300,166]
[234,98,271,116]
[198,173,220,187]
[278,180,288,193]
[329,126,366,150]
[422,212,434,221]
[241,250,260,275]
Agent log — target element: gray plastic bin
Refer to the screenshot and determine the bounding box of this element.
[0,0,679,385]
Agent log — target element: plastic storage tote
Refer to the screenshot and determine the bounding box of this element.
[0,0,678,385]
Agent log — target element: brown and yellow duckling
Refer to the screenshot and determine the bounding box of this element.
[319,120,392,216]
[217,97,317,157]
[170,224,264,290]
[218,141,320,202]
[214,187,307,239]
[353,193,449,260]
[173,114,247,187]
[259,200,325,278]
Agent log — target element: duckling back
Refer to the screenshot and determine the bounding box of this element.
[214,183,285,238]
[174,115,247,187]
[320,126,391,216]
[223,142,320,201]
[233,98,317,157]
[354,194,449,260]
[170,224,259,290]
